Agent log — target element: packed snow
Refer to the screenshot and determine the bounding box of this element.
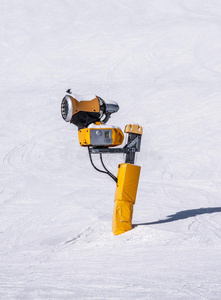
[1,0,221,298]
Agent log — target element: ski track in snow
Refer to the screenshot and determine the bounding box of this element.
[3,139,37,169]
[1,0,221,298]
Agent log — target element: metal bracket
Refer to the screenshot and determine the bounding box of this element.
[89,132,142,165]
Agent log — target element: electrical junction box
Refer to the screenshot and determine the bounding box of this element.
[78,125,124,147]
[90,129,113,146]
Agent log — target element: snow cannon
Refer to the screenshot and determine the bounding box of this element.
[61,90,119,129]
[61,89,143,235]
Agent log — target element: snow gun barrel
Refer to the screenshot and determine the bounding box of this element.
[61,89,119,129]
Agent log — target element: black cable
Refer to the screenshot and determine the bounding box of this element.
[100,153,118,183]
[88,147,117,183]
[88,147,107,175]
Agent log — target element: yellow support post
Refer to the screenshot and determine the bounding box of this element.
[112,163,141,235]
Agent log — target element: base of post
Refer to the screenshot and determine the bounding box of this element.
[112,201,133,235]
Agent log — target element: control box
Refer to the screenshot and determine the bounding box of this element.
[78,126,124,147]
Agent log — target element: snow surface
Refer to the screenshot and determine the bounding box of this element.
[1,0,221,299]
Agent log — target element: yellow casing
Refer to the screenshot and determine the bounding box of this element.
[78,127,124,147]
[70,96,100,114]
[78,128,91,146]
[112,163,141,235]
[125,124,143,135]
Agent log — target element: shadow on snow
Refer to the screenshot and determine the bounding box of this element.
[133,207,221,227]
